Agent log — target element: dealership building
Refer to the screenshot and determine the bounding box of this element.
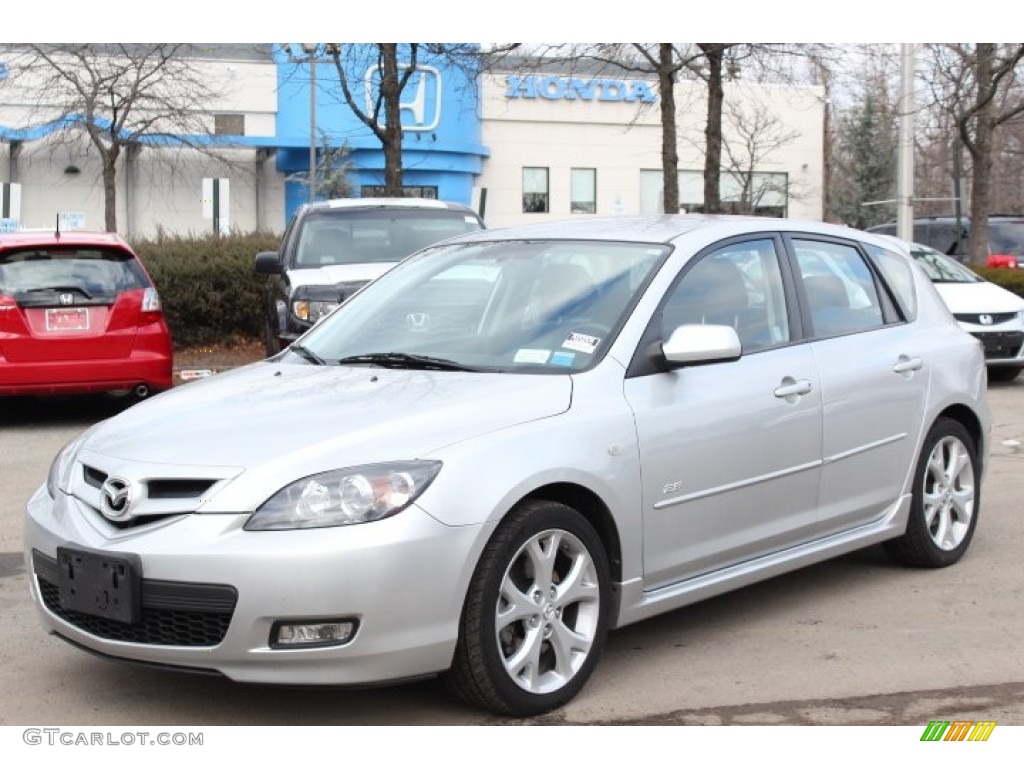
[0,45,824,237]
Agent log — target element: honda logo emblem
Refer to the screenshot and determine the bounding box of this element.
[100,476,134,520]
[59,293,74,305]
[364,65,442,132]
[979,314,994,325]
[406,312,430,331]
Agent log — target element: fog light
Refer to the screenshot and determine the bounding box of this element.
[271,619,357,649]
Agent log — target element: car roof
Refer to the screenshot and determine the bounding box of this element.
[305,198,479,215]
[0,230,134,252]
[444,214,884,246]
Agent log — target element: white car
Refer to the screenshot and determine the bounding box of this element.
[904,241,1024,382]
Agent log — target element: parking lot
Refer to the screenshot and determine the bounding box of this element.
[1,381,1023,726]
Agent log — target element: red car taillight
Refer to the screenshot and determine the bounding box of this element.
[0,293,19,332]
[140,287,163,324]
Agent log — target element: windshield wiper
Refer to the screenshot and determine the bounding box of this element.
[334,352,484,372]
[23,285,94,300]
[288,343,328,366]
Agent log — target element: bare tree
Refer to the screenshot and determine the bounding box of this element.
[2,44,223,232]
[288,130,355,199]
[574,43,810,214]
[719,99,801,214]
[317,43,484,197]
[924,43,1024,264]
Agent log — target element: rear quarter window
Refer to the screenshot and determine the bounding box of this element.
[864,243,917,321]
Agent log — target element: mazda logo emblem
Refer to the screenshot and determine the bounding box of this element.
[979,314,994,325]
[59,293,74,306]
[100,476,133,519]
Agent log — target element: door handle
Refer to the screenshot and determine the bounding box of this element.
[774,379,812,399]
[892,356,923,374]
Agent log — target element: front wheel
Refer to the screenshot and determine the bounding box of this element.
[885,417,980,568]
[446,500,611,716]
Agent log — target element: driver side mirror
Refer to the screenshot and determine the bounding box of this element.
[661,324,742,367]
[255,251,283,275]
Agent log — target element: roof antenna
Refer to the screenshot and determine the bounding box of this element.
[54,213,61,240]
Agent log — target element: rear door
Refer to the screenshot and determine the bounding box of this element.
[0,246,150,363]
[784,235,930,536]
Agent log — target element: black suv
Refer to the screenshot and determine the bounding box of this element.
[255,198,484,355]
[867,215,1024,264]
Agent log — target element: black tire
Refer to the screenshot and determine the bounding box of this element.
[987,366,1021,383]
[885,417,980,568]
[263,319,281,358]
[446,500,611,717]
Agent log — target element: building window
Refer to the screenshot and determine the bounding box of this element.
[640,170,788,217]
[362,185,438,199]
[522,167,549,213]
[570,168,596,214]
[214,114,245,136]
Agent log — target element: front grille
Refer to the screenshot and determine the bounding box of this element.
[34,550,237,647]
[148,479,216,499]
[972,331,1024,360]
[81,465,216,499]
[954,312,1018,325]
[83,465,106,489]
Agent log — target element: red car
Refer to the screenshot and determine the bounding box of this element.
[0,231,173,397]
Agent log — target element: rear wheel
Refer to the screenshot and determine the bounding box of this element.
[447,500,611,716]
[886,417,979,568]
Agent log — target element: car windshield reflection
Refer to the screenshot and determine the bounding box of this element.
[295,240,670,373]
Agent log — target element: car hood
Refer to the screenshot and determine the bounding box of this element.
[286,263,397,289]
[79,362,572,511]
[932,281,1024,314]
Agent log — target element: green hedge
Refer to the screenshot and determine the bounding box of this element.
[132,232,279,348]
[972,266,1024,299]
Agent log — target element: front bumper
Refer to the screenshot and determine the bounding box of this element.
[958,321,1024,367]
[24,484,482,685]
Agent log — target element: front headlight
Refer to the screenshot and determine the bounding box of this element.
[245,461,442,531]
[293,300,339,324]
[46,431,90,497]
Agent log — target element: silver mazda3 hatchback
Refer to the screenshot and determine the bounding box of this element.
[25,216,989,716]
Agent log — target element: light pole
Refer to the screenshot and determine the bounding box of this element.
[897,43,915,242]
[300,44,318,204]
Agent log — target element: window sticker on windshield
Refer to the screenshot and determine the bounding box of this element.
[464,215,478,223]
[514,348,551,364]
[550,350,575,367]
[563,332,600,354]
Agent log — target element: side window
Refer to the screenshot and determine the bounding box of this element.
[793,239,884,338]
[662,238,790,353]
[864,243,917,321]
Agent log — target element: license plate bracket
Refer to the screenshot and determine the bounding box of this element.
[57,547,142,624]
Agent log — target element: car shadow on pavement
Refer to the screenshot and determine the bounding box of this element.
[0,394,137,427]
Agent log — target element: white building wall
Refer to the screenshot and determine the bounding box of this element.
[477,74,824,228]
[0,52,284,238]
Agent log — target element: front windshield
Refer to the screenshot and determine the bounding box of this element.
[294,239,670,373]
[910,246,983,283]
[294,208,482,267]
